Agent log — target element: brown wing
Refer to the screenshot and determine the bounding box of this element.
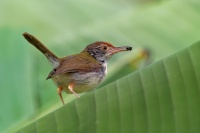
[46,52,102,79]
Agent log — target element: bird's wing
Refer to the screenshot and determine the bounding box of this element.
[47,53,102,79]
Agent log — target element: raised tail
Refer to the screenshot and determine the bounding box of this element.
[23,32,60,68]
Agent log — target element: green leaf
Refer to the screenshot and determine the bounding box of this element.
[0,28,36,132]
[16,41,200,133]
[2,0,200,132]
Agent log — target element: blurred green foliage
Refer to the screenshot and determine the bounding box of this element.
[1,0,200,132]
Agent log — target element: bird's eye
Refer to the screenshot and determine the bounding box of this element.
[103,46,107,50]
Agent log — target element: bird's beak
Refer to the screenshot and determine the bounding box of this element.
[108,46,132,55]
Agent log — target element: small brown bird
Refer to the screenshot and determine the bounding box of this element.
[23,32,132,105]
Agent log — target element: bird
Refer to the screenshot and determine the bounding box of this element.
[23,32,132,105]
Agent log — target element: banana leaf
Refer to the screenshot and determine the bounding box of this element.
[2,0,200,132]
[15,41,200,133]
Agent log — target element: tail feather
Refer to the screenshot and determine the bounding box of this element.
[23,32,60,68]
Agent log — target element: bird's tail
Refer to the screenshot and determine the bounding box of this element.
[23,32,60,68]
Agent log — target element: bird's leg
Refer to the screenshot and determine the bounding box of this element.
[68,83,80,98]
[57,86,65,105]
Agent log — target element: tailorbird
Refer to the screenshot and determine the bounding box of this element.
[23,32,132,105]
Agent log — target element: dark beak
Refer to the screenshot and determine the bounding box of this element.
[108,46,132,55]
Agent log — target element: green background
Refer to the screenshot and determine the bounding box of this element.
[1,0,200,132]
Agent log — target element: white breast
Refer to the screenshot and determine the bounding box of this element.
[102,61,107,75]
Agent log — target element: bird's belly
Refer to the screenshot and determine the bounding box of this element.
[52,71,106,93]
